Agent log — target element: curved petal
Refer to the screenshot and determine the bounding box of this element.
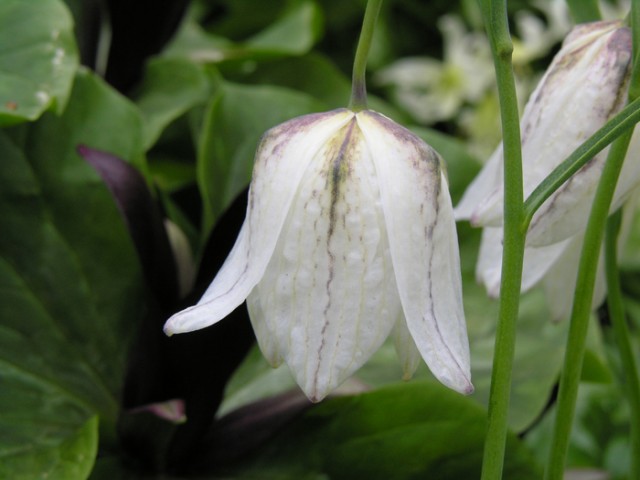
[392,317,422,380]
[246,287,282,367]
[541,235,584,321]
[475,227,503,297]
[454,145,503,223]
[472,22,632,233]
[164,109,355,335]
[359,111,473,394]
[476,227,572,297]
[526,150,607,246]
[542,234,608,321]
[255,118,401,402]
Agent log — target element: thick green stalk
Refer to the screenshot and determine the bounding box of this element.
[544,131,633,480]
[565,0,600,23]
[478,1,525,479]
[604,210,640,480]
[348,0,383,112]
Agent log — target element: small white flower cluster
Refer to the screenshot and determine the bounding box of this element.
[375,15,494,125]
[374,1,573,158]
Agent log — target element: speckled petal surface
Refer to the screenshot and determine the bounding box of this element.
[251,117,401,402]
[164,110,354,335]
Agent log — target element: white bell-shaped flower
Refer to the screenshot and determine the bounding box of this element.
[456,20,634,247]
[164,109,472,402]
[455,20,639,319]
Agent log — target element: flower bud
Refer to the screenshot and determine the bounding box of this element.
[164,109,473,402]
[456,21,633,247]
[455,20,639,318]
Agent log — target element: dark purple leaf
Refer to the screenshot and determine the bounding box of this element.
[78,144,179,308]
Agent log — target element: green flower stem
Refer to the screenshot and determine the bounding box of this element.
[348,0,383,112]
[630,0,640,100]
[523,96,640,226]
[478,2,525,479]
[604,210,640,480]
[544,130,633,480]
[565,0,601,23]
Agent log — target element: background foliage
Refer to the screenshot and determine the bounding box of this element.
[0,0,636,478]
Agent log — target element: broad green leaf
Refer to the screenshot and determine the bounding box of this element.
[0,416,98,480]
[0,0,78,125]
[526,383,632,476]
[197,82,325,234]
[239,53,352,109]
[227,382,540,479]
[164,1,321,64]
[0,70,146,476]
[163,19,235,63]
[237,53,409,119]
[135,57,211,150]
[245,1,322,55]
[219,347,298,417]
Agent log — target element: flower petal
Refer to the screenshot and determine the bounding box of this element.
[252,118,401,402]
[541,234,607,321]
[476,227,572,297]
[358,111,473,394]
[469,21,632,233]
[246,287,283,367]
[454,146,502,223]
[392,317,422,380]
[164,110,355,335]
[475,227,503,297]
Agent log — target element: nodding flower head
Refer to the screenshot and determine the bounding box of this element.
[164,108,473,402]
[455,21,639,319]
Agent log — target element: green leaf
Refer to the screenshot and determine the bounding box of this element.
[239,53,352,109]
[0,416,98,480]
[0,0,78,125]
[219,347,298,417]
[163,19,235,63]
[245,1,322,55]
[0,70,146,475]
[236,52,408,118]
[197,82,325,234]
[164,1,322,64]
[135,57,211,150]
[526,383,631,475]
[227,382,540,479]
